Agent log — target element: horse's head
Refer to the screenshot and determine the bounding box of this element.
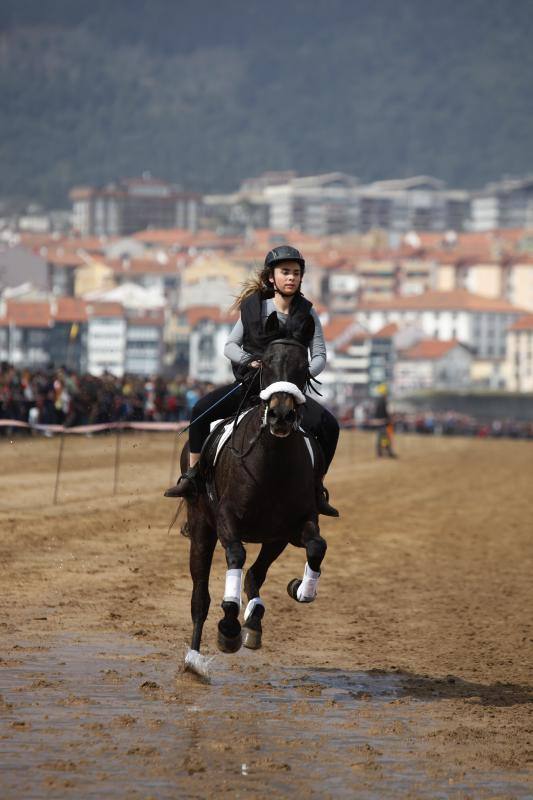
[258,313,312,438]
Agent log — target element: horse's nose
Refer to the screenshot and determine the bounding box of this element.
[268,404,294,422]
[267,403,296,429]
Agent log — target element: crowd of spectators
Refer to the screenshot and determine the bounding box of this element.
[341,401,533,440]
[2,363,533,440]
[391,411,533,440]
[0,363,212,430]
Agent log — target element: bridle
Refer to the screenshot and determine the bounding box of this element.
[229,338,307,460]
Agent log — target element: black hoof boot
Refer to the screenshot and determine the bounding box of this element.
[242,604,264,650]
[287,578,302,602]
[217,601,242,653]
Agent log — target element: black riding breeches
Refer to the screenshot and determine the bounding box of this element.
[188,382,248,454]
[301,395,339,473]
[188,382,340,474]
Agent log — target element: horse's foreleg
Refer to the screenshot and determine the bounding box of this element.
[218,539,246,653]
[185,523,217,678]
[287,520,327,603]
[242,540,287,650]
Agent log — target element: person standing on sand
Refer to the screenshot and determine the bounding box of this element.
[373,384,397,458]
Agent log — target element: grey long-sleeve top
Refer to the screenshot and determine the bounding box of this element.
[223,298,327,378]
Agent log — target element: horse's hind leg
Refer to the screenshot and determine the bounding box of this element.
[242,540,287,650]
[187,518,217,662]
[287,520,327,603]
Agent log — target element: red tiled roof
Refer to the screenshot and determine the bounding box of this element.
[54,297,88,323]
[4,300,52,328]
[509,314,533,331]
[400,339,464,360]
[85,302,124,318]
[322,316,356,342]
[356,289,526,314]
[42,248,85,268]
[107,257,181,276]
[375,322,399,337]
[132,228,193,245]
[185,306,237,327]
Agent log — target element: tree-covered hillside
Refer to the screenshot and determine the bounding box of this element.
[1,0,532,208]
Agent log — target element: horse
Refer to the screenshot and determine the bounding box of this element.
[180,317,328,679]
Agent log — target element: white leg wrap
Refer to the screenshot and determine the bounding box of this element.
[243,597,265,622]
[223,569,242,609]
[297,563,321,602]
[184,649,214,681]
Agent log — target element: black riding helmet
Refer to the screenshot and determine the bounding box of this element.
[264,245,305,274]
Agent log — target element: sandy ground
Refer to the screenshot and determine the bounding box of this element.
[0,429,532,799]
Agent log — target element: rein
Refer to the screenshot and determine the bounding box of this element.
[228,367,264,460]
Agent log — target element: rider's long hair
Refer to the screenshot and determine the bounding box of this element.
[230,265,275,311]
[231,263,306,311]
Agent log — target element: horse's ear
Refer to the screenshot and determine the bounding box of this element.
[264,311,280,335]
[294,315,315,344]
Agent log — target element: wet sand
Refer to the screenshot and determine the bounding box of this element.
[1,430,532,798]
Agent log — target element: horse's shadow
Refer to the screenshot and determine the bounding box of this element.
[310,667,533,708]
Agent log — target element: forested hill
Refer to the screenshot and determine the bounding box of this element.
[1,0,533,208]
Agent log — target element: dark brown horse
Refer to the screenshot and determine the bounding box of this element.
[181,323,328,678]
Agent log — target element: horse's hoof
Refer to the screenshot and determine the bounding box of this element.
[217,627,242,653]
[287,578,302,601]
[242,626,262,650]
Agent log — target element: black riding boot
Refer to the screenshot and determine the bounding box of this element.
[164,463,201,499]
[317,482,339,517]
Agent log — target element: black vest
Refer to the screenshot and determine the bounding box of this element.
[232,293,315,381]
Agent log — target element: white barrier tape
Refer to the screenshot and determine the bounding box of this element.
[0,419,188,435]
[223,569,242,609]
[243,597,265,622]
[297,563,321,602]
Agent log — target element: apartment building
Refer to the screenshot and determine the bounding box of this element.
[0,301,51,368]
[354,289,526,387]
[320,317,395,405]
[470,176,533,231]
[360,176,470,233]
[394,339,472,395]
[0,298,164,377]
[70,176,200,237]
[230,172,471,236]
[187,306,236,384]
[505,314,533,392]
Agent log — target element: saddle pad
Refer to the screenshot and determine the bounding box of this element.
[210,411,314,468]
[213,408,254,466]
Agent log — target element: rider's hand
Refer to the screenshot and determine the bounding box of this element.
[250,360,261,369]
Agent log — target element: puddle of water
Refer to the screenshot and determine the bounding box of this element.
[0,634,530,799]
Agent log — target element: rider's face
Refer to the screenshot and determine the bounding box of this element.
[270,262,302,295]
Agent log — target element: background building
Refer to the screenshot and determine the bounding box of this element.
[70,176,200,236]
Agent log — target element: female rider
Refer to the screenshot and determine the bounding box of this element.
[165,245,339,516]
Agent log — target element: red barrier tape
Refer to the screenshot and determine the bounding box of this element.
[0,419,187,435]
